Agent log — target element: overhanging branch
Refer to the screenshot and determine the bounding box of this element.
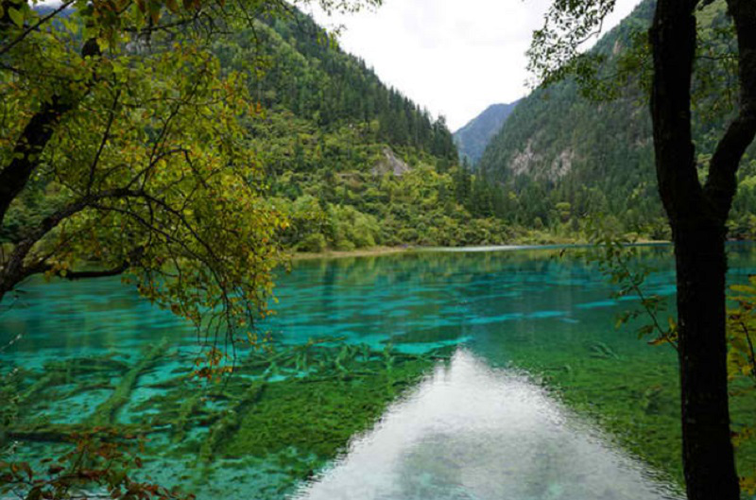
[0,188,147,298]
[0,32,102,229]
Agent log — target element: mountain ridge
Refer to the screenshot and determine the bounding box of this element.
[475,0,756,239]
[453,101,519,165]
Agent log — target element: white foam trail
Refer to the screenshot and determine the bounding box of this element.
[293,350,681,500]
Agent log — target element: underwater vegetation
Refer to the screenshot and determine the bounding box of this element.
[507,342,756,490]
[4,245,756,498]
[0,340,449,500]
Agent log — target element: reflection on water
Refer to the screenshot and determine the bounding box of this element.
[297,351,680,500]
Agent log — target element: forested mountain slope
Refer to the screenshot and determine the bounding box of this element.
[454,102,519,165]
[4,8,516,251]
[477,0,756,240]
[210,12,517,250]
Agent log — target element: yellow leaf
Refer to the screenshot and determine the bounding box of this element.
[741,475,756,495]
[731,284,756,295]
[667,316,677,330]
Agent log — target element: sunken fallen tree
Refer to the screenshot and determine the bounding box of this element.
[1,340,452,499]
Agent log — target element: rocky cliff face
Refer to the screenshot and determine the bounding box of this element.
[372,147,411,177]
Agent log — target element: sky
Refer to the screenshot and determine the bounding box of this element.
[308,0,642,131]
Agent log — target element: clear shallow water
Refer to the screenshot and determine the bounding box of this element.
[2,243,756,499]
[296,351,681,500]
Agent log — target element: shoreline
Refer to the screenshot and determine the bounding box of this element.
[288,240,674,261]
[290,246,415,261]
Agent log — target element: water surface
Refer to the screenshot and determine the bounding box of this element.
[3,244,755,499]
[297,350,680,500]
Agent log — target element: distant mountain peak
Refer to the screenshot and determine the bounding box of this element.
[453,100,520,166]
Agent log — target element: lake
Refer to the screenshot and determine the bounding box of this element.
[2,244,755,499]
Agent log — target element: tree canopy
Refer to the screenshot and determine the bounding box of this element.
[0,0,378,352]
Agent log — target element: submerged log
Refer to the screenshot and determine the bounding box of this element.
[172,392,205,443]
[18,357,131,405]
[7,423,158,443]
[18,371,69,405]
[51,357,131,374]
[145,374,190,389]
[88,339,169,426]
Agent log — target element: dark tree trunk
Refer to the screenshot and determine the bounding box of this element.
[0,96,74,227]
[650,0,756,498]
[650,1,736,499]
[673,223,739,500]
[0,12,100,228]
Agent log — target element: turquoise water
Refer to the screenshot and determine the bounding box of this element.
[2,244,756,499]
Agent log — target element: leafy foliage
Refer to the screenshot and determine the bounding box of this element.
[586,233,756,492]
[726,277,756,493]
[1,430,194,500]
[728,278,756,386]
[0,0,400,349]
[2,26,286,341]
[586,225,677,348]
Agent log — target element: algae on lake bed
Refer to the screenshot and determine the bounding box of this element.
[504,342,756,492]
[226,359,435,460]
[510,348,684,485]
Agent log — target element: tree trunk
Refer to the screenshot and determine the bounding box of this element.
[0,19,100,228]
[0,96,74,227]
[649,0,742,498]
[673,221,739,500]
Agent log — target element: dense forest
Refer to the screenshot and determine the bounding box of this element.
[216,12,516,250]
[476,0,756,241]
[212,11,547,250]
[1,6,530,253]
[3,0,752,252]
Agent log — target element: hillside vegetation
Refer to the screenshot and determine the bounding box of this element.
[9,1,748,253]
[477,0,756,240]
[237,13,525,250]
[2,8,526,253]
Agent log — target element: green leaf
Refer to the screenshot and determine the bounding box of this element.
[7,7,24,28]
